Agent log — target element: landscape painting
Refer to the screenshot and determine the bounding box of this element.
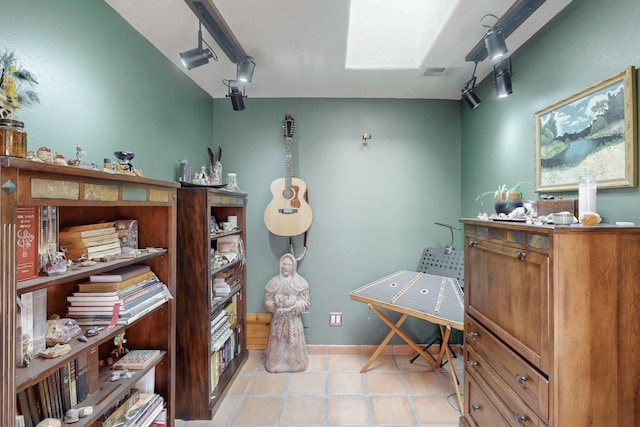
[534,67,637,192]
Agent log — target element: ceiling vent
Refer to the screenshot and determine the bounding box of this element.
[423,67,447,77]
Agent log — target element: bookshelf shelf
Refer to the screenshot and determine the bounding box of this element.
[16,250,167,293]
[176,187,247,420]
[1,157,177,427]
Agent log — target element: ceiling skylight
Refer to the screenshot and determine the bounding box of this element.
[346,0,457,70]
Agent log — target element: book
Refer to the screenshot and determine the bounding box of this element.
[58,221,116,237]
[69,358,77,407]
[62,240,121,255]
[78,270,155,293]
[85,246,123,261]
[19,292,34,367]
[75,352,89,402]
[36,381,49,419]
[87,345,99,395]
[38,206,58,274]
[25,385,41,426]
[72,274,159,297]
[68,281,163,306]
[60,232,120,247]
[52,369,63,419]
[112,349,161,370]
[16,206,39,281]
[73,295,168,326]
[89,264,152,283]
[31,289,47,356]
[59,362,72,413]
[16,389,32,427]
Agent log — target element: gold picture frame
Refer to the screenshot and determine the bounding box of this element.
[534,66,637,192]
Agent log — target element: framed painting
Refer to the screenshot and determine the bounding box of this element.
[534,66,637,192]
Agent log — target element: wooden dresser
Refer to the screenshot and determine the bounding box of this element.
[460,219,640,427]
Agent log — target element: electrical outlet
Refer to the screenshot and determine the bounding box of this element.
[329,312,342,326]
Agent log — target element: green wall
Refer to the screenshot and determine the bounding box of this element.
[214,98,462,344]
[3,0,213,178]
[461,0,640,224]
[10,0,638,347]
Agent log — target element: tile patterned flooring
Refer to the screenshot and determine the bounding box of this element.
[176,345,464,427]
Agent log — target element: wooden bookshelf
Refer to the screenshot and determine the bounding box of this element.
[0,157,177,427]
[175,187,247,420]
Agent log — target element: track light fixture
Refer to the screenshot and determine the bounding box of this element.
[236,56,256,83]
[180,22,217,70]
[494,57,513,98]
[481,14,508,61]
[224,79,246,111]
[461,62,481,109]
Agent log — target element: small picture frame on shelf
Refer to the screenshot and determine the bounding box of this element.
[210,214,220,233]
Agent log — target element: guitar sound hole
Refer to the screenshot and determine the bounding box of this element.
[282,188,294,200]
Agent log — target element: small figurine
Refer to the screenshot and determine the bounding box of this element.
[194,166,211,185]
[111,332,128,359]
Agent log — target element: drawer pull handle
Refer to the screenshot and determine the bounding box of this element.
[516,374,527,384]
[468,360,479,367]
[471,404,480,412]
[515,414,527,424]
[468,332,478,339]
[469,240,478,247]
[515,250,526,259]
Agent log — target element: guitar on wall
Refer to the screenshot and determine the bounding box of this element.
[264,114,313,236]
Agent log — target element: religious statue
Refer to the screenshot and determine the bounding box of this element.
[263,253,310,373]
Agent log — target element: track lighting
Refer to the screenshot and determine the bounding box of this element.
[224,79,246,111]
[236,56,255,83]
[461,62,481,109]
[494,57,513,98]
[481,14,508,61]
[180,22,217,70]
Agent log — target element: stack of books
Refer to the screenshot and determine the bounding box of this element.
[59,222,121,261]
[210,311,231,352]
[66,264,168,326]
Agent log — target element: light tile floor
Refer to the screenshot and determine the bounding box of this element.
[177,345,464,427]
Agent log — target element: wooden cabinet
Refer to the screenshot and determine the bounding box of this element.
[1,157,177,427]
[460,219,640,427]
[175,187,247,420]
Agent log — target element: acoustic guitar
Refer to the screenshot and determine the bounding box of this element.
[264,114,313,236]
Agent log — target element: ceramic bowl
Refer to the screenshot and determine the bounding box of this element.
[552,212,574,225]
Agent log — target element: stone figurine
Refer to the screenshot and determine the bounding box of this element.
[263,253,310,373]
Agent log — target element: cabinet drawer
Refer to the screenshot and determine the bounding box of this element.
[465,238,550,372]
[466,316,549,420]
[465,356,546,427]
[464,373,511,427]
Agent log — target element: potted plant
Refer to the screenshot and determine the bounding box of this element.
[476,182,530,215]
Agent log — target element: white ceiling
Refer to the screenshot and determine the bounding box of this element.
[105,0,572,100]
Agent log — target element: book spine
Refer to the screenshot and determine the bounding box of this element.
[31,289,47,356]
[69,358,78,407]
[38,206,58,273]
[16,389,33,427]
[19,292,34,367]
[87,345,99,394]
[59,362,72,413]
[16,206,39,281]
[75,353,89,402]
[25,385,41,426]
[97,389,140,427]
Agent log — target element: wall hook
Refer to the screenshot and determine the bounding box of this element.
[362,133,372,145]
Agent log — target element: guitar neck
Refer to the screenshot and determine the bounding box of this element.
[284,137,293,189]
